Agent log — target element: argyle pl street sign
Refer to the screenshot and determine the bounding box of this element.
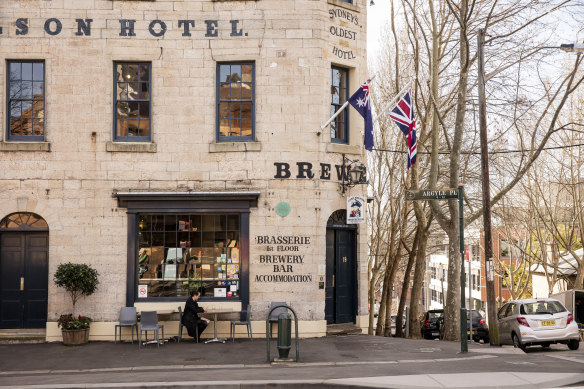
[405,189,458,201]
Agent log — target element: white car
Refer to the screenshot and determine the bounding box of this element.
[497,298,580,351]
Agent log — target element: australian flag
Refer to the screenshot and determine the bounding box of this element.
[348,80,374,151]
[389,89,417,169]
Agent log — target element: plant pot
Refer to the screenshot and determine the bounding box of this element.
[61,328,89,346]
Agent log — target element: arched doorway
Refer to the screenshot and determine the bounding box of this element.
[325,210,357,324]
[0,212,49,328]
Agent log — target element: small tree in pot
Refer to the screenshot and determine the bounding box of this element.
[54,262,99,345]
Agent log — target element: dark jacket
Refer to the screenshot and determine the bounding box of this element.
[182,298,204,327]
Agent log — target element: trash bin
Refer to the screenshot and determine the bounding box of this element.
[277,313,292,359]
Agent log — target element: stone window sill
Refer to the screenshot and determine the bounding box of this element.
[327,0,360,12]
[0,142,51,152]
[209,142,261,153]
[106,141,157,153]
[326,142,361,155]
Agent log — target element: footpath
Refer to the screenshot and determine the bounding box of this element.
[0,334,583,388]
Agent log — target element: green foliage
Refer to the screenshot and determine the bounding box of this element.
[53,262,99,312]
[57,314,92,330]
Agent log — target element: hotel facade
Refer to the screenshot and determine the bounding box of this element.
[0,0,369,341]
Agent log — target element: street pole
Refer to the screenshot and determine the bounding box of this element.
[478,28,498,346]
[458,184,467,353]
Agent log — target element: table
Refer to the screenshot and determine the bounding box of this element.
[203,309,232,344]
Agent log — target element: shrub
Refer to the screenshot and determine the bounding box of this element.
[53,262,99,314]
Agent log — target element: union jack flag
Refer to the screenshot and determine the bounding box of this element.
[348,80,374,151]
[389,89,417,169]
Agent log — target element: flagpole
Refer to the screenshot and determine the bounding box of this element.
[320,75,376,130]
[372,80,413,125]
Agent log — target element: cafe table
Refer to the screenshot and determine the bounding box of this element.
[203,308,233,344]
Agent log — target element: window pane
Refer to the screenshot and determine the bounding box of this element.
[242,83,252,99]
[138,64,149,82]
[139,119,150,137]
[127,119,140,136]
[32,82,43,98]
[219,102,229,119]
[230,102,241,118]
[9,81,22,99]
[139,82,149,99]
[33,63,43,81]
[22,81,33,99]
[125,64,139,81]
[219,65,230,83]
[230,119,241,136]
[22,63,33,80]
[116,119,128,137]
[127,102,139,117]
[220,83,230,100]
[241,102,252,119]
[128,83,140,100]
[331,86,339,104]
[230,65,241,81]
[10,62,21,80]
[10,117,22,136]
[219,119,230,136]
[138,101,150,118]
[117,83,127,100]
[116,64,125,82]
[117,102,129,119]
[32,118,43,135]
[22,118,32,135]
[242,65,252,82]
[241,119,252,136]
[22,101,32,117]
[332,69,340,86]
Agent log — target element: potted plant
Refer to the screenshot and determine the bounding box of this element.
[53,262,99,345]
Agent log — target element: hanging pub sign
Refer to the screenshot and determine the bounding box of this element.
[347,195,365,224]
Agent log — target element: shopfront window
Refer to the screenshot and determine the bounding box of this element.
[137,214,241,299]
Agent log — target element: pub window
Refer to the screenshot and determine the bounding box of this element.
[138,214,241,299]
[331,66,349,144]
[7,60,45,141]
[216,62,254,141]
[114,62,151,141]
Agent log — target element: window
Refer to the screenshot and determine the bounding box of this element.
[330,66,349,143]
[7,61,45,141]
[217,62,254,141]
[138,214,241,299]
[114,62,151,141]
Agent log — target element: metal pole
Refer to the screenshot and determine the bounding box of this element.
[458,184,467,353]
[478,28,499,346]
[468,248,472,343]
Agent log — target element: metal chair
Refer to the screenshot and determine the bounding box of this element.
[177,306,198,343]
[139,311,164,348]
[115,307,138,344]
[230,304,252,342]
[268,302,287,338]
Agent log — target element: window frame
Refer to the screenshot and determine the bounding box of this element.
[216,61,255,142]
[6,60,46,142]
[112,61,152,142]
[330,66,349,144]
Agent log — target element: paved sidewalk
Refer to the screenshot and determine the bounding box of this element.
[0,335,583,388]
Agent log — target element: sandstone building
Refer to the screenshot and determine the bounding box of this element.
[0,0,369,341]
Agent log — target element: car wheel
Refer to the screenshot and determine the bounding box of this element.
[482,336,490,344]
[512,333,526,351]
[541,342,551,348]
[568,339,580,351]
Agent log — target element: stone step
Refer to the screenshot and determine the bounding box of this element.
[0,329,46,343]
[326,323,363,336]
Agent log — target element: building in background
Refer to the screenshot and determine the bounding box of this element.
[0,0,369,341]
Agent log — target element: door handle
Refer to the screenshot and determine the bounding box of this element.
[20,277,24,291]
[332,275,335,287]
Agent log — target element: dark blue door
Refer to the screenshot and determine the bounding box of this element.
[325,226,356,324]
[0,233,48,328]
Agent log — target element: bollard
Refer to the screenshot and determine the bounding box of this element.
[277,313,292,359]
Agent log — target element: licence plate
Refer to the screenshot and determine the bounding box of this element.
[541,320,555,326]
[432,332,439,336]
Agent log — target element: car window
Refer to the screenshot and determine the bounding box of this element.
[498,304,509,319]
[508,303,517,316]
[522,301,566,315]
[428,311,444,320]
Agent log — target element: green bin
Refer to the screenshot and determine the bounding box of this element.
[277,313,292,359]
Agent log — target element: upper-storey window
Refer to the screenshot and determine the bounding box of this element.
[217,62,255,142]
[114,62,151,142]
[338,0,354,3]
[7,61,45,141]
[331,66,349,144]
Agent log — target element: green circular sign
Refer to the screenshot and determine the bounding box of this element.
[275,202,291,217]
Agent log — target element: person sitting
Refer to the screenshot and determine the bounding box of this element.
[182,290,209,340]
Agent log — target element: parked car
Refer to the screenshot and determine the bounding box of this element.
[497,298,580,351]
[469,310,489,343]
[391,314,406,335]
[420,309,489,342]
[421,310,444,339]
